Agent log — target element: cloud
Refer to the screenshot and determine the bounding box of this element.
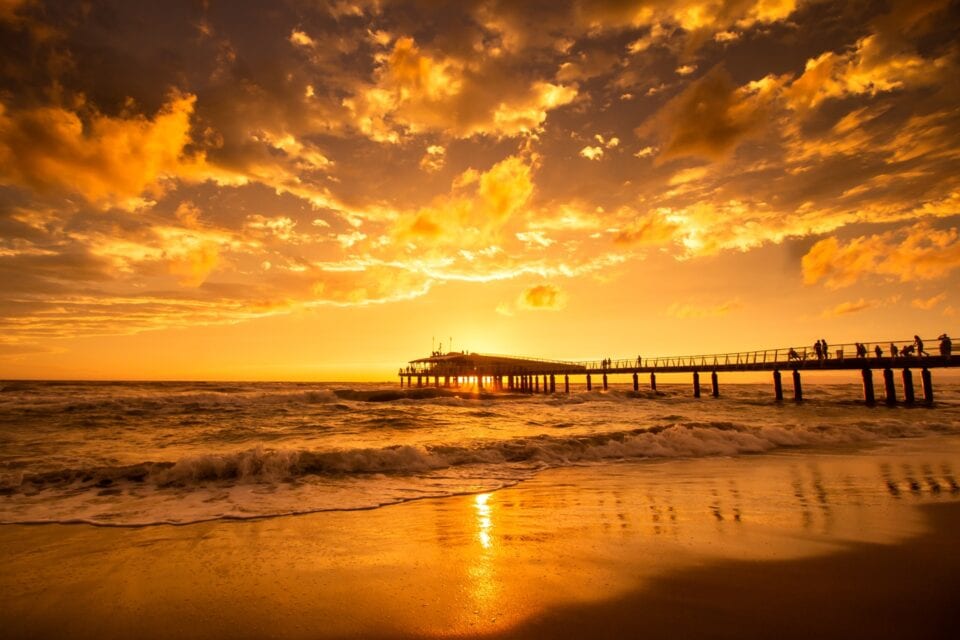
[667,299,742,319]
[419,144,446,172]
[580,146,604,160]
[802,223,960,289]
[638,66,782,161]
[820,298,880,318]
[396,154,535,247]
[613,210,680,246]
[0,92,198,209]
[343,36,576,141]
[912,293,946,310]
[517,283,567,311]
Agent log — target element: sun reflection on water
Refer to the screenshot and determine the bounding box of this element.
[475,492,493,549]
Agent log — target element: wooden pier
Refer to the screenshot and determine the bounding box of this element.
[398,337,956,405]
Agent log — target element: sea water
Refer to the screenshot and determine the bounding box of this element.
[1,380,959,526]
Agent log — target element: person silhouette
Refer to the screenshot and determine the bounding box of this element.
[814,341,823,360]
[939,334,952,357]
[874,345,883,358]
[914,335,928,356]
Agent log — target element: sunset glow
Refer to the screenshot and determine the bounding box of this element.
[1,0,958,380]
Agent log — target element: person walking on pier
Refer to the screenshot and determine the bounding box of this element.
[875,344,883,358]
[821,338,829,359]
[940,334,952,357]
[890,343,899,358]
[788,348,801,361]
[914,335,928,357]
[855,342,867,358]
[814,340,823,360]
[637,355,642,367]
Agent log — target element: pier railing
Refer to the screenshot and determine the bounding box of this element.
[575,337,951,371]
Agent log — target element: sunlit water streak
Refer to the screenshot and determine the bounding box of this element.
[1,380,958,526]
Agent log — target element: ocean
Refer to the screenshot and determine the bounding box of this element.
[2,379,959,527]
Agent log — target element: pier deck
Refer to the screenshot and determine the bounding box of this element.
[399,337,956,404]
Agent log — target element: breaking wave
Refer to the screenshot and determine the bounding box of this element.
[4,420,955,498]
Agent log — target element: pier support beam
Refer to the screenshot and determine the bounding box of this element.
[417,375,422,388]
[773,370,783,401]
[550,374,556,394]
[711,371,719,398]
[586,374,592,391]
[633,372,639,392]
[435,376,440,388]
[693,371,701,398]
[602,373,608,391]
[564,374,569,394]
[535,376,540,393]
[650,372,657,391]
[921,368,934,404]
[902,369,915,404]
[792,370,802,402]
[883,368,896,404]
[478,374,483,391]
[544,375,549,394]
[861,369,875,405]
[508,375,514,391]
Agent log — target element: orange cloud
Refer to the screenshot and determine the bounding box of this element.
[802,223,960,289]
[820,298,880,318]
[518,283,567,311]
[397,154,534,247]
[639,67,781,161]
[0,93,197,209]
[912,292,946,310]
[667,299,742,319]
[343,36,576,141]
[614,211,680,246]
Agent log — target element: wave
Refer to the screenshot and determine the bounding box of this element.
[4,419,956,497]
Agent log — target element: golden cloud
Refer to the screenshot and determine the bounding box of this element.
[802,223,960,289]
[613,210,680,246]
[667,299,742,319]
[0,92,197,208]
[397,154,534,247]
[518,283,567,311]
[639,67,781,161]
[343,36,576,141]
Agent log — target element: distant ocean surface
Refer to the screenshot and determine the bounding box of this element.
[1,380,959,527]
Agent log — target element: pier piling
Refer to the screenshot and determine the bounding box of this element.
[693,371,701,398]
[792,370,802,401]
[902,369,915,404]
[862,368,875,405]
[711,371,719,398]
[602,373,608,391]
[550,374,556,394]
[921,368,933,404]
[633,372,639,391]
[773,370,783,401]
[564,374,569,394]
[650,372,657,391]
[587,374,592,391]
[883,368,896,404]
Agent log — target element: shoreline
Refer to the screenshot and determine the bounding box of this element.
[2,444,960,639]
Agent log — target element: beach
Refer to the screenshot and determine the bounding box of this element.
[3,434,959,639]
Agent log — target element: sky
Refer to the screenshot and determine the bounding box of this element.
[0,0,958,380]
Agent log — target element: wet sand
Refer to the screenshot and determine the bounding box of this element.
[2,439,960,639]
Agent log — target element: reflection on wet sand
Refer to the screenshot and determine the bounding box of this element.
[3,439,960,640]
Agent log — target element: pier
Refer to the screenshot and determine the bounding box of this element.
[398,337,956,405]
